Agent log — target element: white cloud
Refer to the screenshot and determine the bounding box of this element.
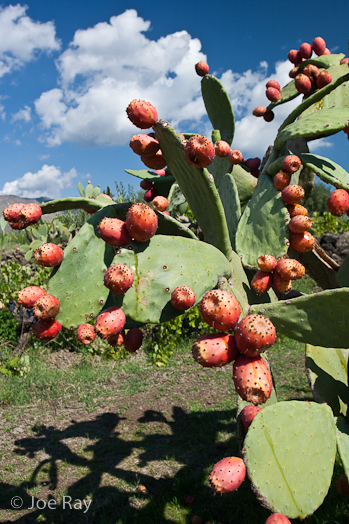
[11,105,31,122]
[0,164,77,198]
[0,4,60,78]
[0,104,5,120]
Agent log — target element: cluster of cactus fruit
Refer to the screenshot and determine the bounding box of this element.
[4,34,349,520]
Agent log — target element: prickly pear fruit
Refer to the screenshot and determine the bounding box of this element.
[95,306,126,339]
[209,457,246,493]
[240,404,262,429]
[289,214,312,233]
[18,286,46,309]
[317,70,332,89]
[34,243,64,267]
[327,189,349,216]
[233,354,273,404]
[144,187,157,202]
[141,150,166,170]
[140,179,153,190]
[281,184,305,205]
[126,100,158,129]
[8,220,27,230]
[235,314,276,357]
[303,64,320,82]
[171,286,196,310]
[289,231,315,252]
[266,87,280,102]
[287,203,308,218]
[33,294,60,321]
[272,272,293,294]
[32,319,62,340]
[299,42,312,59]
[192,333,238,367]
[312,37,326,56]
[106,330,125,347]
[289,66,300,79]
[228,149,243,165]
[104,264,134,294]
[124,328,143,352]
[273,171,291,191]
[253,106,267,117]
[264,514,292,524]
[195,61,209,76]
[282,155,302,174]
[129,134,160,156]
[275,259,305,280]
[266,80,280,91]
[126,203,158,242]
[263,110,274,122]
[3,203,25,222]
[295,74,312,94]
[245,157,261,171]
[288,49,302,65]
[98,217,132,247]
[152,196,169,212]
[335,475,349,496]
[17,203,42,226]
[184,135,215,168]
[257,254,277,273]
[214,140,231,157]
[77,324,96,345]
[251,270,273,295]
[200,289,241,332]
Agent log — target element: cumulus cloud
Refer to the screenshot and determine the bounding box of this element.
[0,4,60,78]
[0,164,77,198]
[11,105,31,122]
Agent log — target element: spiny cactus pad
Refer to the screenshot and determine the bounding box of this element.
[336,416,349,482]
[299,153,349,190]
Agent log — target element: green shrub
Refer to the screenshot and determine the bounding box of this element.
[0,261,51,306]
[310,211,349,235]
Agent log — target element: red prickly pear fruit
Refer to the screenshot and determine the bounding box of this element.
[8,220,27,230]
[327,189,349,216]
[281,184,305,205]
[289,215,313,233]
[282,154,302,174]
[152,196,169,212]
[340,58,349,65]
[17,203,42,226]
[299,42,312,59]
[184,135,215,168]
[287,203,308,218]
[144,187,157,202]
[3,203,25,222]
[33,294,60,321]
[126,100,158,129]
[316,70,332,89]
[287,49,302,65]
[312,37,326,56]
[266,80,280,91]
[124,328,143,352]
[18,286,46,308]
[272,272,293,294]
[240,404,262,429]
[126,203,158,242]
[303,64,320,82]
[214,140,231,157]
[233,354,273,404]
[289,231,315,252]
[253,106,267,117]
[273,171,291,191]
[323,48,330,55]
[129,134,160,156]
[171,286,196,310]
[251,169,260,178]
[251,270,273,295]
[140,179,153,190]
[200,289,241,332]
[228,149,243,165]
[295,74,312,94]
[191,516,202,524]
[195,60,209,76]
[275,259,305,280]
[32,319,62,340]
[106,329,125,347]
[77,324,96,345]
[98,217,132,247]
[95,306,126,339]
[209,456,246,493]
[263,110,275,122]
[34,243,64,267]
[289,66,300,79]
[184,495,194,505]
[264,514,292,524]
[104,264,134,294]
[335,474,349,496]
[235,314,276,357]
[244,157,260,171]
[163,210,170,216]
[154,169,166,176]
[141,150,166,170]
[192,333,239,368]
[257,254,277,272]
[266,87,280,103]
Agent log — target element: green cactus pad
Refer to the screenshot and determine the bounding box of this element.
[306,344,349,417]
[167,182,186,212]
[41,197,105,215]
[125,169,175,197]
[109,235,232,324]
[336,252,349,287]
[201,74,235,144]
[306,53,345,68]
[250,288,349,348]
[235,174,289,269]
[231,164,258,211]
[299,153,349,191]
[218,173,241,250]
[267,79,300,111]
[243,401,336,519]
[336,416,349,481]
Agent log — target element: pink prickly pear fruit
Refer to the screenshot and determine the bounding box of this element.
[257,254,277,272]
[144,187,157,202]
[235,314,276,357]
[264,514,292,524]
[18,286,46,308]
[289,66,300,79]
[140,179,153,190]
[129,134,160,156]
[152,196,169,212]
[251,169,260,178]
[244,157,260,171]
[251,270,273,295]
[192,333,239,368]
[327,189,349,216]
[126,100,158,129]
[209,456,246,493]
[233,354,273,404]
[272,272,293,294]
[287,203,308,218]
[317,70,332,89]
[184,135,215,168]
[126,203,158,242]
[195,60,209,76]
[240,404,262,429]
[299,42,312,59]
[303,64,320,82]
[77,324,96,345]
[104,264,134,294]
[323,48,331,55]
[340,58,349,65]
[282,155,302,174]
[287,49,302,65]
[228,149,243,165]
[266,87,280,103]
[98,217,132,247]
[17,203,42,226]
[34,243,64,267]
[275,259,305,280]
[33,294,60,321]
[295,74,312,94]
[266,80,280,91]
[281,184,305,205]
[124,328,143,352]
[335,474,349,496]
[200,289,241,332]
[32,319,62,340]
[289,231,315,252]
[253,106,267,117]
[273,171,291,191]
[289,215,313,233]
[141,150,166,170]
[3,203,25,222]
[312,37,326,56]
[263,110,274,122]
[154,169,166,176]
[107,329,125,347]
[214,140,231,157]
[95,306,126,339]
[171,286,196,310]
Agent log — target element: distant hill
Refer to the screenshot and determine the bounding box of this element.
[0,195,60,232]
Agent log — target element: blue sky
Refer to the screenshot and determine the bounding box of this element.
[0,0,349,199]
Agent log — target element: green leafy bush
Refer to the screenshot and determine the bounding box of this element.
[311,211,349,235]
[0,261,51,305]
[306,181,331,215]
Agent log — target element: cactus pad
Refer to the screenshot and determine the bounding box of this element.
[336,416,349,482]
[299,153,349,191]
